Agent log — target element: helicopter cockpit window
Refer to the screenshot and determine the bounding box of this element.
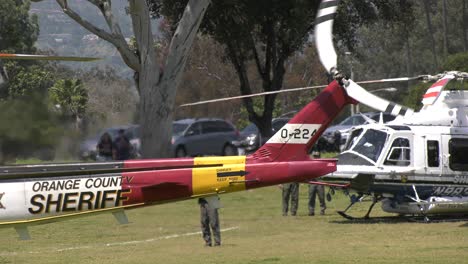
[427,140,439,167]
[449,138,468,171]
[344,128,363,150]
[384,138,410,166]
[352,129,388,162]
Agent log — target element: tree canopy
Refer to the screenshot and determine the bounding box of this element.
[159,0,415,138]
[0,0,39,53]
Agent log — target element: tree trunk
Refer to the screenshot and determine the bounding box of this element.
[138,0,210,158]
[139,60,174,158]
[405,28,412,77]
[442,0,449,56]
[422,0,438,70]
[464,0,468,52]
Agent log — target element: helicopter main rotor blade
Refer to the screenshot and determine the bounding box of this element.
[179,84,328,107]
[314,0,415,117]
[315,0,339,74]
[0,53,100,61]
[356,76,422,84]
[345,80,414,117]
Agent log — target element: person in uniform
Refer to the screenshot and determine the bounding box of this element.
[308,151,326,215]
[198,197,221,246]
[281,182,299,216]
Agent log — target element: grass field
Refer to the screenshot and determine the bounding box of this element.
[0,185,467,264]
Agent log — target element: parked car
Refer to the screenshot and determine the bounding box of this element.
[237,118,290,153]
[320,112,396,151]
[172,118,240,157]
[79,125,140,160]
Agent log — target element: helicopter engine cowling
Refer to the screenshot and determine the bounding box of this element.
[381,197,468,215]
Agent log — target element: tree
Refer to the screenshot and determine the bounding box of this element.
[0,0,40,94]
[49,78,88,130]
[162,0,414,139]
[422,0,439,70]
[161,0,323,138]
[40,0,211,158]
[80,67,138,131]
[0,1,38,53]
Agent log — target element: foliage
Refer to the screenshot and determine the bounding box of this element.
[0,95,62,163]
[335,0,415,51]
[442,52,468,72]
[80,67,137,134]
[402,82,432,110]
[3,62,55,98]
[49,78,88,119]
[158,0,416,138]
[0,0,39,53]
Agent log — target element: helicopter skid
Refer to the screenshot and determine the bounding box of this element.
[382,196,468,215]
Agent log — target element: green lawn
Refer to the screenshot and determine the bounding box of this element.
[0,185,467,264]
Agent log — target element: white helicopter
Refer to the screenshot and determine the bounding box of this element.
[323,72,468,220]
[314,0,468,221]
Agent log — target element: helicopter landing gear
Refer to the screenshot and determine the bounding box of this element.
[363,195,380,219]
[337,193,363,220]
[337,194,382,220]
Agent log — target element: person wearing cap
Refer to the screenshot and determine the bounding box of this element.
[308,151,326,216]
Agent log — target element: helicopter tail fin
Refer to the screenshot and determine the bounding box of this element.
[251,81,354,162]
[422,74,454,107]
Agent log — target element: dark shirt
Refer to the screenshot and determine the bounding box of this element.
[113,135,132,160]
[97,141,113,157]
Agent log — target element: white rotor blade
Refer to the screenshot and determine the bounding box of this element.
[314,0,340,73]
[357,76,422,84]
[0,53,99,61]
[345,80,414,117]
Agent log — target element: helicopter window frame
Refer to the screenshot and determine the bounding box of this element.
[448,138,468,171]
[352,129,388,162]
[344,128,363,150]
[426,140,440,168]
[384,137,411,166]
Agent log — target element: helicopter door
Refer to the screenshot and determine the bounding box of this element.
[425,137,442,176]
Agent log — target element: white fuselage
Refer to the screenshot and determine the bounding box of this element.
[327,90,468,215]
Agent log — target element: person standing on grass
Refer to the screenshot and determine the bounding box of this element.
[96,132,114,161]
[308,151,326,216]
[113,129,132,160]
[198,197,221,247]
[281,182,299,216]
